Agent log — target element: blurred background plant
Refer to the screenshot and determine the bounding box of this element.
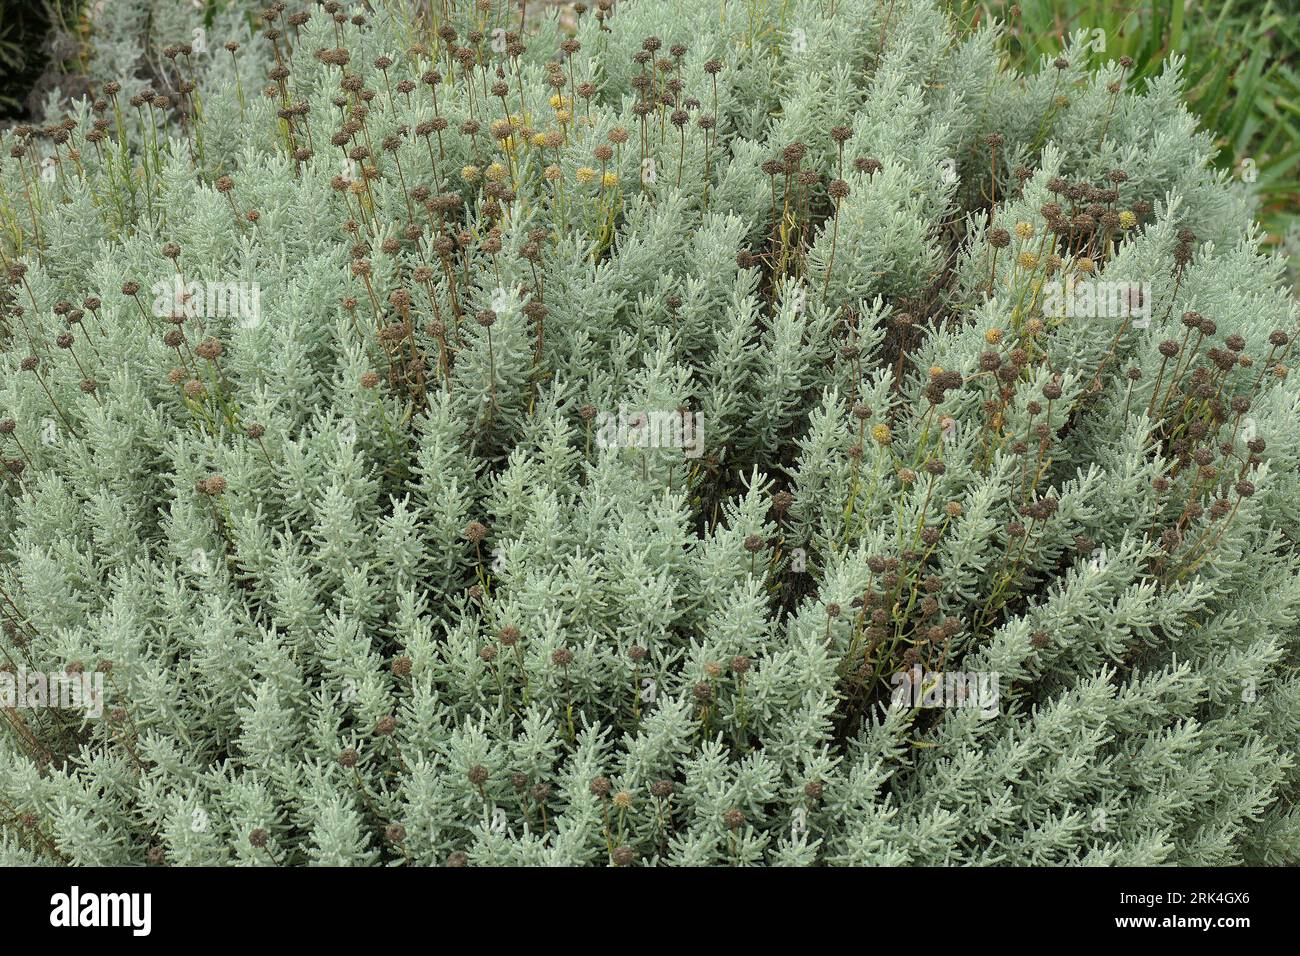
[960,0,1300,246]
[0,0,97,119]
[0,1,54,118]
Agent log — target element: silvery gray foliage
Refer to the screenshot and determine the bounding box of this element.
[0,0,1297,867]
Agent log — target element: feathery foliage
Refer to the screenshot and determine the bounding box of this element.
[0,0,1298,867]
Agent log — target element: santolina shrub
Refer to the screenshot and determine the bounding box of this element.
[0,0,1297,866]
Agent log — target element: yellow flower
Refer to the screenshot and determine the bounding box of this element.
[985,328,1003,345]
[1119,210,1137,229]
[1014,221,1034,239]
[929,365,944,379]
[485,162,508,182]
[1017,250,1038,270]
[556,109,572,125]
[601,171,618,188]
[575,166,597,184]
[460,164,480,183]
[548,93,566,110]
[871,423,892,446]
[1076,256,1095,274]
[531,132,547,148]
